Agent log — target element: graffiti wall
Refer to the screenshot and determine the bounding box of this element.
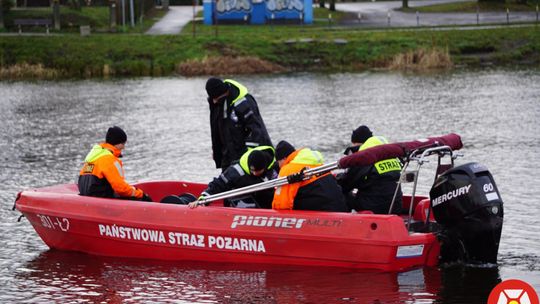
[203,0,312,25]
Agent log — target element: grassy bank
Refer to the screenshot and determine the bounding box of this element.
[1,22,539,79]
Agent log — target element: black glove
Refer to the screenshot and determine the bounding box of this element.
[287,168,306,183]
[141,193,153,202]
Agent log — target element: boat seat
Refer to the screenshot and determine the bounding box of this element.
[413,198,435,222]
[160,193,197,205]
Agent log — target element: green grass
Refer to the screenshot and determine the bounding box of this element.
[3,6,166,33]
[313,7,348,20]
[1,24,539,78]
[2,5,540,78]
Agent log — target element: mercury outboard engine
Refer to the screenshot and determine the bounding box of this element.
[430,162,503,264]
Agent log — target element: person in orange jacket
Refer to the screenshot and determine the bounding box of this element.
[272,141,347,212]
[78,126,152,201]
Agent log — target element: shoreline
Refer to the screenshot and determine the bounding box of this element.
[1,24,539,79]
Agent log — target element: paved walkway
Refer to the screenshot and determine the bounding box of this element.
[334,0,539,27]
[145,5,202,35]
[145,1,538,33]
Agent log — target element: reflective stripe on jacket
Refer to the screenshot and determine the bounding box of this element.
[78,143,143,199]
[224,79,248,106]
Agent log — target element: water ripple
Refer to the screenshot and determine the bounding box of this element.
[1,69,539,303]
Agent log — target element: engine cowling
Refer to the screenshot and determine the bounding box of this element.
[430,162,503,264]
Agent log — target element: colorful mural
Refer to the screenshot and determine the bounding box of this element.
[216,0,252,13]
[265,0,303,12]
[203,0,312,25]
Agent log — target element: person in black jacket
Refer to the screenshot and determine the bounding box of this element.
[189,146,279,209]
[337,125,403,214]
[205,78,273,171]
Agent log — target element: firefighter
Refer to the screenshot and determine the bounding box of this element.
[337,125,403,214]
[205,77,273,171]
[272,140,347,212]
[78,126,152,202]
[189,146,279,209]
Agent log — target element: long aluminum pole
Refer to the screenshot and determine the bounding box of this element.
[197,162,339,205]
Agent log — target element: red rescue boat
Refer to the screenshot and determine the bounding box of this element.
[14,134,504,271]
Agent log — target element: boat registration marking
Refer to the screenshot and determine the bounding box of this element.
[396,244,424,258]
[36,214,70,232]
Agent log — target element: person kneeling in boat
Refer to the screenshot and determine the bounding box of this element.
[337,125,402,214]
[78,126,152,202]
[272,141,348,212]
[188,146,279,209]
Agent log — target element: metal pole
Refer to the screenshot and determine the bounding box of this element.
[109,0,117,31]
[139,0,143,25]
[476,6,479,25]
[406,162,421,232]
[214,0,218,37]
[328,13,332,27]
[416,11,419,26]
[388,162,409,215]
[387,11,391,26]
[197,162,339,205]
[506,8,509,25]
[53,0,60,30]
[0,0,4,30]
[130,0,135,27]
[192,0,196,37]
[122,0,126,29]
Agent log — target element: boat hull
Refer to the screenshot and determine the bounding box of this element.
[16,181,440,271]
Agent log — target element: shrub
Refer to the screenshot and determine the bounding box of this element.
[2,0,14,14]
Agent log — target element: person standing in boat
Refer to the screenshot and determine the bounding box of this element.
[272,140,348,212]
[337,125,403,214]
[188,146,279,209]
[78,126,152,202]
[205,77,273,171]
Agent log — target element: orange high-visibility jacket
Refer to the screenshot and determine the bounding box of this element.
[272,148,327,210]
[78,143,143,199]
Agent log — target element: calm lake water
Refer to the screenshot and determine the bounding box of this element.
[1,69,539,303]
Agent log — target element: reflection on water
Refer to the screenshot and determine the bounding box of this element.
[14,251,446,303]
[1,69,539,303]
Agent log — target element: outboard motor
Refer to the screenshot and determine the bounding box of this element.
[429,162,503,264]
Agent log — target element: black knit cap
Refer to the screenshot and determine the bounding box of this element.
[351,125,372,144]
[248,150,269,171]
[205,77,229,99]
[275,140,296,161]
[106,126,127,145]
